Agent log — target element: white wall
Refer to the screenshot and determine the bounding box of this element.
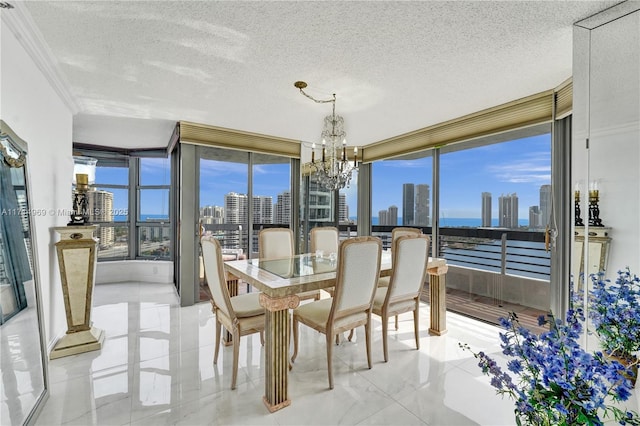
[572,8,640,279]
[1,22,73,347]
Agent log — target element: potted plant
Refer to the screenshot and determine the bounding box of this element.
[589,268,640,382]
[460,308,639,425]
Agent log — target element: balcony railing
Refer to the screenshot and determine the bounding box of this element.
[203,222,550,331]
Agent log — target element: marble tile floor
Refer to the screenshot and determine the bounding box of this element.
[33,282,639,426]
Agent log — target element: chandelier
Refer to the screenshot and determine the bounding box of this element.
[295,81,358,191]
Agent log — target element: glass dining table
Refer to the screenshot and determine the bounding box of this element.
[224,251,448,412]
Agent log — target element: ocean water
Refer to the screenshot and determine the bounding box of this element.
[368,217,529,227]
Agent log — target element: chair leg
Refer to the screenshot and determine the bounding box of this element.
[365,319,372,369]
[414,305,420,350]
[214,317,221,364]
[326,333,334,389]
[348,329,354,341]
[291,315,299,362]
[260,330,264,346]
[335,334,340,345]
[395,314,399,330]
[382,314,389,363]
[231,327,240,390]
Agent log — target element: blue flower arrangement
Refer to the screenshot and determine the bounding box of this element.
[589,268,640,364]
[460,308,639,425]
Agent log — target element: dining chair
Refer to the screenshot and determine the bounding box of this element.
[310,226,339,255]
[372,234,430,362]
[259,227,320,301]
[310,226,339,299]
[291,236,382,389]
[376,227,422,331]
[201,236,265,390]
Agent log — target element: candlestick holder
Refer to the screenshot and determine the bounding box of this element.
[574,191,584,226]
[588,189,603,227]
[68,173,90,225]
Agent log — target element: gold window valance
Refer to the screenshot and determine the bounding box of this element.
[178,121,301,159]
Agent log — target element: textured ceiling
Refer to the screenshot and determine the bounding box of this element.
[19,0,621,148]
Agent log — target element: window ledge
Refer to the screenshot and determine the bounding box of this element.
[96,260,173,284]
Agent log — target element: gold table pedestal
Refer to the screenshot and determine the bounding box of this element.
[50,225,104,359]
[428,264,449,336]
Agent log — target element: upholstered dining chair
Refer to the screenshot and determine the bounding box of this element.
[201,236,265,390]
[372,234,430,362]
[310,226,339,299]
[291,236,382,389]
[310,226,339,255]
[259,227,320,301]
[376,227,423,331]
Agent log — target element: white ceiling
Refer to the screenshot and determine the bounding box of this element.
[18,0,621,149]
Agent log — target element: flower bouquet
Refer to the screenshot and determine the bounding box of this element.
[460,308,639,425]
[589,268,640,380]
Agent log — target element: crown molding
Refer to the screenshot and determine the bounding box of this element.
[2,2,81,114]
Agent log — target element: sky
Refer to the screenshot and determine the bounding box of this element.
[97,133,551,220]
[372,134,551,218]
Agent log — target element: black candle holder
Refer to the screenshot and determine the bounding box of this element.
[574,191,584,226]
[68,174,90,226]
[588,190,603,227]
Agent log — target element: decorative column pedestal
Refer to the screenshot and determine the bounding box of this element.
[50,225,104,359]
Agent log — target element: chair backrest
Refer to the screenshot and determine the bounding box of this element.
[259,228,294,259]
[331,236,382,316]
[391,227,422,244]
[310,226,339,255]
[388,234,430,299]
[201,237,234,319]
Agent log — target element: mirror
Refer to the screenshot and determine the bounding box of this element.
[0,120,48,425]
[572,5,640,347]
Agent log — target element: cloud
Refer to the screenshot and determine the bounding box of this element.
[487,151,550,184]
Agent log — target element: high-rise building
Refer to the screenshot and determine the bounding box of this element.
[498,193,519,228]
[224,192,248,224]
[415,184,430,226]
[253,195,273,224]
[529,206,542,229]
[338,193,349,223]
[87,189,114,247]
[539,184,552,228]
[402,183,414,225]
[274,191,291,225]
[388,205,398,226]
[200,205,224,224]
[481,192,492,227]
[378,210,388,226]
[308,180,332,223]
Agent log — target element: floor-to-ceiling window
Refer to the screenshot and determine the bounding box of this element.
[197,147,291,301]
[438,131,552,330]
[366,127,552,331]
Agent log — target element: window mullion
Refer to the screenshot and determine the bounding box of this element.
[129,158,138,259]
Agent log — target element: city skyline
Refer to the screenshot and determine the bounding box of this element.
[97,133,551,223]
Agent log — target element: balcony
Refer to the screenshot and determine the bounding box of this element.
[201,223,550,333]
